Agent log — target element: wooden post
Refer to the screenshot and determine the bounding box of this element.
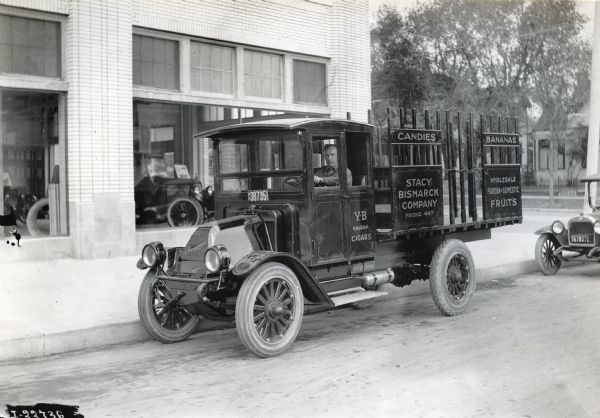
[468,113,477,221]
[458,112,466,223]
[481,114,487,220]
[436,111,441,166]
[448,120,457,224]
[446,111,455,224]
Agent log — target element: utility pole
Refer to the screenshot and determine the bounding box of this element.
[585,1,600,213]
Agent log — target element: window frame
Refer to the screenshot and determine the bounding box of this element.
[292,58,328,106]
[132,32,181,91]
[538,139,549,171]
[0,9,65,80]
[243,49,283,101]
[190,41,235,96]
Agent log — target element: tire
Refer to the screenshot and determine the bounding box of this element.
[235,262,304,357]
[26,198,50,236]
[429,239,476,316]
[167,197,203,227]
[535,233,562,276]
[138,270,200,343]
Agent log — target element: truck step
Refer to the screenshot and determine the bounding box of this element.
[329,288,388,307]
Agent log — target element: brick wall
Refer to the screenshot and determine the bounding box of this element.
[64,0,136,257]
[0,0,68,14]
[66,0,133,202]
[328,0,371,122]
[131,0,330,58]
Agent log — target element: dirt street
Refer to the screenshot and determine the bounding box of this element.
[2,265,600,418]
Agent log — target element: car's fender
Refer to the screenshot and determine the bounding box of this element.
[231,251,331,304]
[534,225,569,246]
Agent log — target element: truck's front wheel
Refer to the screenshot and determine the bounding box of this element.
[235,262,304,357]
[429,239,476,316]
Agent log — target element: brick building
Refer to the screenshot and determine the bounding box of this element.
[0,0,371,260]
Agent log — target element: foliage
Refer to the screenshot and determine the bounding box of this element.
[371,0,591,122]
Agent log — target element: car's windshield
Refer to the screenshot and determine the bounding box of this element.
[217,133,304,192]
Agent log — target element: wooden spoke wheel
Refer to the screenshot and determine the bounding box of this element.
[429,239,476,316]
[535,233,562,276]
[167,197,203,227]
[235,262,304,357]
[138,270,200,343]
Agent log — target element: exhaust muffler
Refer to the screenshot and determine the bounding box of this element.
[361,268,394,289]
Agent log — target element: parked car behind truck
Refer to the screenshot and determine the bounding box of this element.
[535,176,600,275]
[136,114,523,357]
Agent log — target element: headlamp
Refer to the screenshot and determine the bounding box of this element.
[551,221,565,235]
[141,242,166,268]
[205,244,230,273]
[594,221,600,235]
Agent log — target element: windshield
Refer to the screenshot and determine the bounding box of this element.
[217,133,304,192]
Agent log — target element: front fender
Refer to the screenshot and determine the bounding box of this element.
[534,225,569,246]
[136,258,147,270]
[232,251,331,305]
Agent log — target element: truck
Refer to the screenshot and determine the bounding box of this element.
[136,111,523,357]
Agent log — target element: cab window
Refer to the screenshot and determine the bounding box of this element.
[312,136,344,188]
[345,132,369,187]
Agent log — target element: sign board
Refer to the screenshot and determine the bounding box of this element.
[391,129,441,144]
[482,133,519,146]
[393,168,444,229]
[482,166,522,218]
[348,198,375,256]
[174,164,190,179]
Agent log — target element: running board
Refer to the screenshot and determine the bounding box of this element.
[328,287,388,307]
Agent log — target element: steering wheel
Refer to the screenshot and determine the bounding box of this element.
[284,176,302,189]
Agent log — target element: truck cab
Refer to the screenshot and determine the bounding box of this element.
[211,119,375,272]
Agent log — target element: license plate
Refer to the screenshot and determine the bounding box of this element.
[571,234,592,243]
[248,190,269,202]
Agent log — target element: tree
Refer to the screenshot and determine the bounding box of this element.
[371,0,591,202]
[372,0,589,114]
[371,5,431,126]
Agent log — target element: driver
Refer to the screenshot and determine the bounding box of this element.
[314,144,352,187]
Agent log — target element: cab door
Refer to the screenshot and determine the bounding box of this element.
[342,131,375,259]
[311,134,347,264]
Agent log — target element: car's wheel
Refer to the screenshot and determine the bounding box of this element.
[138,270,200,343]
[167,197,203,227]
[26,198,50,236]
[535,233,562,276]
[235,262,304,357]
[429,239,476,316]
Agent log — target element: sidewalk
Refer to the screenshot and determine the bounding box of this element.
[0,210,567,363]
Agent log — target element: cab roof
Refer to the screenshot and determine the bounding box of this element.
[198,118,373,138]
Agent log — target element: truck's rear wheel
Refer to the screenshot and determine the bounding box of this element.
[429,239,476,316]
[235,262,304,357]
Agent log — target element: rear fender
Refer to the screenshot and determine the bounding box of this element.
[232,251,331,305]
[534,225,569,246]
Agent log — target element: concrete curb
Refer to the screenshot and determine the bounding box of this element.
[0,258,542,364]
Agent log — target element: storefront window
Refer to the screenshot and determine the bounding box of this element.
[1,89,67,237]
[0,14,61,78]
